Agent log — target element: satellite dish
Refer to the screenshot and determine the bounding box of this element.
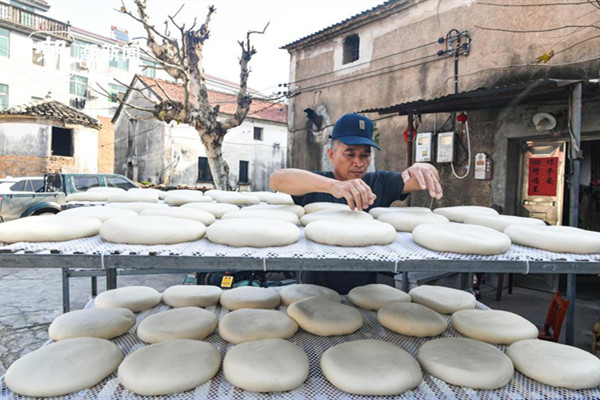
[532,113,557,132]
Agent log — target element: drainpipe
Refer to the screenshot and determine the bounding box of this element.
[565,82,582,345]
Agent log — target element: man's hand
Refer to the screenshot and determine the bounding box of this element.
[401,163,443,199]
[331,179,377,211]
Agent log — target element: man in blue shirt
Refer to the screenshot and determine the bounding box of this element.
[269,113,443,293]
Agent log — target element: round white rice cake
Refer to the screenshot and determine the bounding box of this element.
[412,222,511,255]
[221,209,299,224]
[464,214,545,232]
[5,337,122,397]
[321,339,422,395]
[279,283,341,306]
[219,309,298,344]
[100,215,206,244]
[207,218,300,247]
[246,191,294,205]
[507,339,600,389]
[57,206,137,222]
[220,286,281,310]
[66,191,114,202]
[433,205,499,222]
[212,192,260,205]
[408,285,476,314]
[137,306,218,343]
[378,301,447,337]
[128,187,167,200]
[140,206,215,225]
[0,215,101,243]
[418,337,514,389]
[108,191,158,203]
[181,202,239,218]
[88,187,126,193]
[223,338,309,392]
[347,284,410,310]
[304,202,350,214]
[451,309,538,344]
[378,211,449,232]
[286,296,363,336]
[304,219,396,246]
[106,202,169,213]
[369,206,432,218]
[162,284,222,308]
[49,307,136,341]
[504,224,600,254]
[94,286,161,312]
[244,203,305,217]
[118,339,221,396]
[164,189,212,205]
[300,209,372,226]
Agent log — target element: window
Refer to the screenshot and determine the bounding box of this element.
[72,176,99,191]
[343,34,360,64]
[69,75,87,97]
[109,52,129,71]
[70,39,91,60]
[108,83,127,103]
[140,59,156,78]
[0,27,8,57]
[0,84,7,109]
[32,42,44,66]
[239,160,249,184]
[51,127,73,156]
[253,126,263,141]
[10,179,43,192]
[198,157,213,182]
[106,176,137,189]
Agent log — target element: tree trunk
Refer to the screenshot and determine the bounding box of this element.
[200,130,231,190]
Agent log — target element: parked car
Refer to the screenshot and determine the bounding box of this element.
[0,173,139,223]
[0,176,44,193]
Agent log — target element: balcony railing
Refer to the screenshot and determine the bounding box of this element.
[0,3,71,42]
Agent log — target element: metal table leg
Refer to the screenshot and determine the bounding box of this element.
[62,268,70,313]
[566,273,576,345]
[106,268,117,290]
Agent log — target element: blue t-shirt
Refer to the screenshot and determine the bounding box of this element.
[292,170,408,211]
[293,170,408,294]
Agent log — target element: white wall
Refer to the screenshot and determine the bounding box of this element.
[161,117,288,190]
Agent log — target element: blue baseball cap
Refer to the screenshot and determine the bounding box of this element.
[331,113,380,150]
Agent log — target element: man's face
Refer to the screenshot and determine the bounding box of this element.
[327,140,372,181]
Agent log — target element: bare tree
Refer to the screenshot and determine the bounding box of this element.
[119,0,268,189]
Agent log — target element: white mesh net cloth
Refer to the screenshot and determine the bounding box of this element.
[2,231,600,263]
[1,299,599,400]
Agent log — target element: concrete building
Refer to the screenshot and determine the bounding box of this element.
[282,0,600,219]
[282,0,600,292]
[0,97,100,176]
[112,75,287,189]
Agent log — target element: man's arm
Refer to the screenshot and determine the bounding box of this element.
[400,163,443,199]
[269,168,376,210]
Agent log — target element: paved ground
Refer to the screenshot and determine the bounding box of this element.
[1,269,599,376]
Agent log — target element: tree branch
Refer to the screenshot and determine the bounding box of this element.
[221,22,269,131]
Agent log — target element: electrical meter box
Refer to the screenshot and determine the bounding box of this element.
[474,152,493,180]
[436,131,455,163]
[415,132,433,162]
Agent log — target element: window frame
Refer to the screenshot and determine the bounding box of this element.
[0,83,8,109]
[0,27,9,58]
[253,126,263,141]
[197,157,213,183]
[239,160,249,184]
[69,75,88,97]
[343,34,360,64]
